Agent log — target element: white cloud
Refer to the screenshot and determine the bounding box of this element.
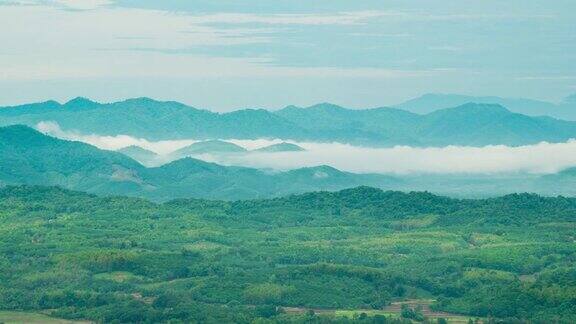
[189,11,395,26]
[36,121,195,155]
[1,0,113,9]
[55,0,112,10]
[0,4,436,81]
[219,140,576,175]
[36,121,576,175]
[516,76,576,81]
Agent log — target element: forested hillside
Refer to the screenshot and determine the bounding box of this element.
[0,186,574,323]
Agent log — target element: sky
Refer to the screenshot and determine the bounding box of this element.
[1,0,575,111]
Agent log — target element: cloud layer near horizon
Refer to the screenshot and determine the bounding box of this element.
[37,121,576,175]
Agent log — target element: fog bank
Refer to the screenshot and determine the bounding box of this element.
[37,121,576,175]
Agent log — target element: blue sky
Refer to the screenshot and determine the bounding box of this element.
[1,0,575,111]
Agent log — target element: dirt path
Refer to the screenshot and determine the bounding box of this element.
[281,300,481,323]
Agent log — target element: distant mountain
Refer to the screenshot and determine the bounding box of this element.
[275,103,418,145]
[396,93,576,120]
[278,102,576,146]
[173,140,247,158]
[4,97,576,146]
[533,167,576,197]
[564,93,576,104]
[0,100,61,117]
[415,103,576,146]
[254,142,305,152]
[0,97,307,140]
[117,145,158,166]
[0,126,398,201]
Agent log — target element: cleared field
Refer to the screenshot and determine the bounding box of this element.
[282,300,481,323]
[0,311,91,324]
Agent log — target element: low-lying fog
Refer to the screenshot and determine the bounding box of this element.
[38,121,576,175]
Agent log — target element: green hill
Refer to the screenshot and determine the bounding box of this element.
[117,145,158,165]
[172,140,247,157]
[253,142,306,152]
[415,103,576,146]
[0,125,145,193]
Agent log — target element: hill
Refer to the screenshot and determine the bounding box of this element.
[396,93,576,120]
[277,102,576,146]
[117,145,158,166]
[275,103,418,145]
[0,125,145,193]
[0,97,307,140]
[415,103,576,146]
[253,142,306,152]
[172,140,247,157]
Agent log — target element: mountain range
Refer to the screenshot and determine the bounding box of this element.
[3,125,576,201]
[396,93,576,119]
[3,96,576,146]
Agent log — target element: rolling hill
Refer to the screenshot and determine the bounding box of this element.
[117,145,158,166]
[172,140,247,157]
[0,125,144,193]
[253,142,306,152]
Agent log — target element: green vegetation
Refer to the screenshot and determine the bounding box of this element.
[0,185,575,323]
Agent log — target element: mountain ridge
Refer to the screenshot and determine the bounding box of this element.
[396,93,576,119]
[3,97,576,147]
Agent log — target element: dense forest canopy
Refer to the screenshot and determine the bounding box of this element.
[0,185,574,323]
